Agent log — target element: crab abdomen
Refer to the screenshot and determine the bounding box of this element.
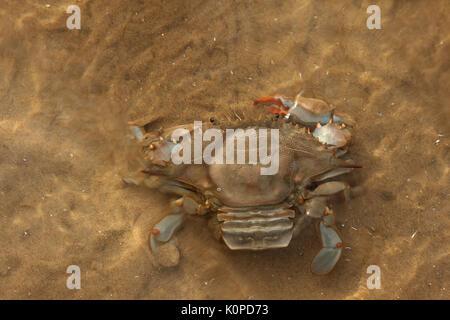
[217,206,295,250]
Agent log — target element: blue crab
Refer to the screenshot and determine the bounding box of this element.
[124,91,362,275]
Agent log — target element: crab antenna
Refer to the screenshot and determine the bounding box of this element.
[298,72,304,91]
[329,108,335,124]
[294,91,302,107]
[286,72,305,120]
[295,74,304,103]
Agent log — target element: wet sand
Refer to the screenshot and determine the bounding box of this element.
[0,0,448,299]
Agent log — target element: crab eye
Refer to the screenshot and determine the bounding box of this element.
[274,113,280,119]
[210,117,216,124]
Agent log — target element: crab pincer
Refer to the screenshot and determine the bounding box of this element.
[287,96,350,126]
[312,121,352,149]
[255,95,351,127]
[253,95,294,108]
[254,95,293,117]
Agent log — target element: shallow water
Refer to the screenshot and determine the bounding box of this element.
[0,0,448,299]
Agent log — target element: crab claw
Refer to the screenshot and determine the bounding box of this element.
[254,95,294,108]
[149,140,177,166]
[128,121,180,167]
[288,105,334,127]
[267,106,288,117]
[254,96,293,117]
[313,122,352,149]
[128,123,145,141]
[286,96,355,127]
[311,221,343,275]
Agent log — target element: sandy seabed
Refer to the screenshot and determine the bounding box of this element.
[0,0,448,299]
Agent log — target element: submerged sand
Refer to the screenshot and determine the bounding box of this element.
[0,0,448,299]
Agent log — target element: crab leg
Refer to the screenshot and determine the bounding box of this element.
[310,181,349,197]
[148,212,185,268]
[128,123,145,141]
[150,213,185,250]
[313,167,353,182]
[148,195,208,267]
[311,209,343,275]
[334,148,348,158]
[150,195,206,251]
[122,175,145,186]
[305,197,328,218]
[123,171,163,190]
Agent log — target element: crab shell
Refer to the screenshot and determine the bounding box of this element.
[134,118,353,251]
